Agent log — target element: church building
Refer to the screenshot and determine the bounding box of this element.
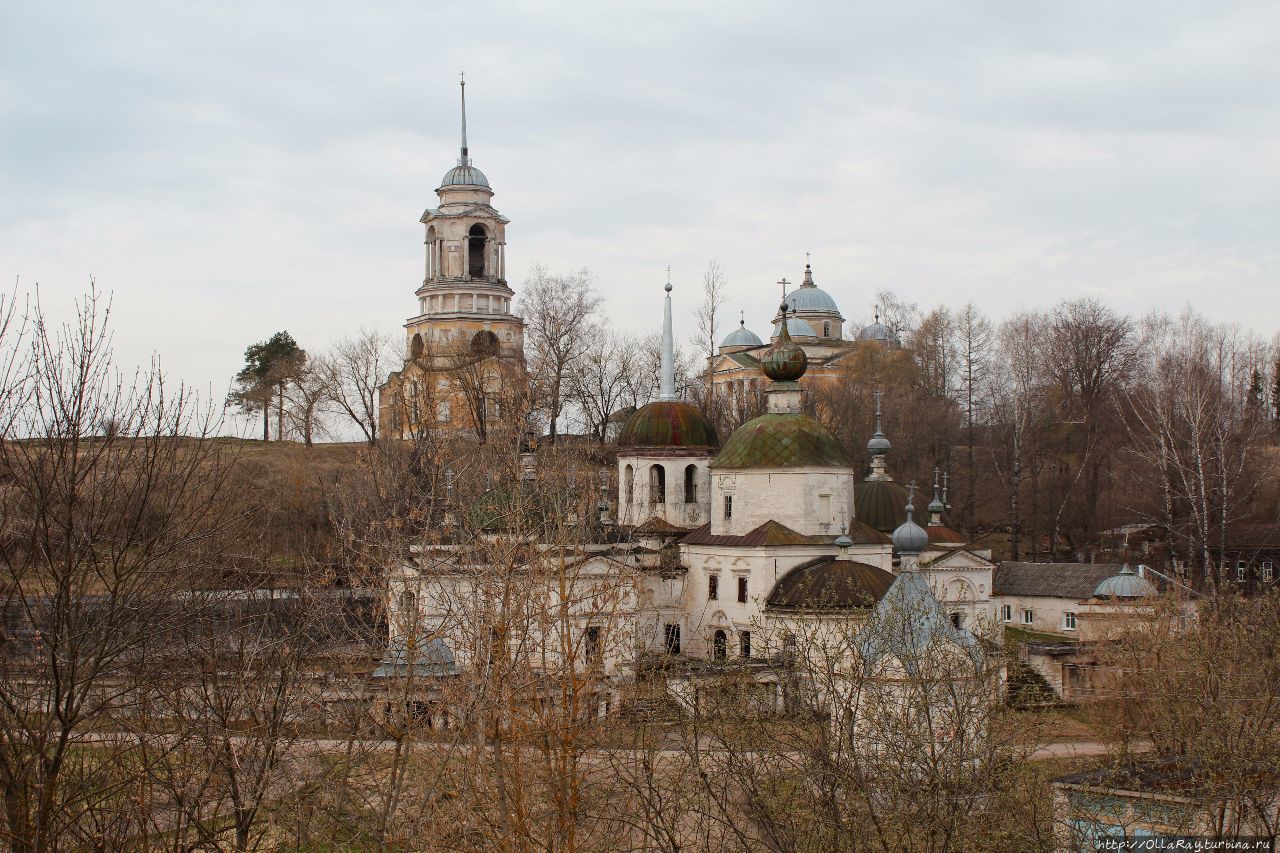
[379,80,526,441]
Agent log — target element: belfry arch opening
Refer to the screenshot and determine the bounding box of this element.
[468,223,487,278]
[410,333,425,360]
[684,464,697,503]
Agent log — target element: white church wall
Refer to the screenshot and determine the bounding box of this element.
[710,468,855,537]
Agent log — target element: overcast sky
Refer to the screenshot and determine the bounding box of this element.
[3,1,1278,415]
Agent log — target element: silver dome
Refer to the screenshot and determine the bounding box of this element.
[440,163,491,188]
[722,324,764,348]
[892,516,929,555]
[1092,565,1158,599]
[867,430,891,454]
[858,321,893,342]
[783,285,841,315]
[772,316,817,338]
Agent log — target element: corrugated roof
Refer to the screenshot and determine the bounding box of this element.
[680,519,832,547]
[992,562,1120,599]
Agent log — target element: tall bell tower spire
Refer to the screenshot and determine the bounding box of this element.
[459,71,470,164]
[659,269,677,401]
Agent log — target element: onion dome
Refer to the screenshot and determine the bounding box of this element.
[891,489,929,555]
[1092,565,1158,600]
[722,318,764,348]
[618,401,718,449]
[762,302,808,382]
[710,412,849,469]
[771,316,817,339]
[766,557,895,610]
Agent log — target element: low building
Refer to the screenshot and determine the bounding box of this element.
[1053,757,1280,848]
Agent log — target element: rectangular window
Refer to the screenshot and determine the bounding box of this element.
[724,495,733,519]
[663,623,681,655]
[708,575,719,601]
[739,630,752,658]
[1237,562,1247,582]
[584,625,602,664]
[1264,561,1275,583]
[1001,604,1012,622]
[818,494,832,523]
[737,576,748,603]
[1021,609,1034,625]
[1063,612,1077,631]
[435,399,451,423]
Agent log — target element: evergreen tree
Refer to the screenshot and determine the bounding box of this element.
[228,331,305,440]
[1247,368,1264,411]
[1273,357,1280,423]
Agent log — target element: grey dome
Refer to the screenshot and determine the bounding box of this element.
[892,516,929,555]
[783,285,840,315]
[722,324,764,348]
[440,163,490,188]
[858,321,893,342]
[772,316,817,338]
[867,430,891,454]
[1093,565,1158,599]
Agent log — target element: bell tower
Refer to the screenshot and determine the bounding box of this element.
[380,77,527,441]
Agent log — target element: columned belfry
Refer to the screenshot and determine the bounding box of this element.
[380,78,527,440]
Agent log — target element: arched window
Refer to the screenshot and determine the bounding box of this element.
[470,330,498,357]
[649,465,665,504]
[425,225,437,277]
[713,629,728,661]
[823,321,831,337]
[623,464,634,505]
[399,590,417,629]
[410,333,424,360]
[684,464,697,503]
[468,223,487,278]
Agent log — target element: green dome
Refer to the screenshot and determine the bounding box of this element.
[618,401,718,449]
[710,412,850,469]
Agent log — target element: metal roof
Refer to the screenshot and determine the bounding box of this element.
[855,479,932,533]
[993,562,1120,599]
[722,324,764,347]
[771,317,817,338]
[858,570,983,677]
[766,557,895,610]
[439,163,491,188]
[618,400,718,449]
[710,412,851,470]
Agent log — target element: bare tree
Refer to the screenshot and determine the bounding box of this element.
[0,284,240,851]
[956,303,992,536]
[570,326,634,442]
[519,266,600,443]
[324,328,397,445]
[691,260,727,410]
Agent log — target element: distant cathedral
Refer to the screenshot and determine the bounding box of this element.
[379,79,526,440]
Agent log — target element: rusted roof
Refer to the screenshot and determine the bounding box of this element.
[618,401,718,450]
[680,519,830,547]
[633,516,689,535]
[710,413,850,469]
[926,524,966,544]
[766,557,895,610]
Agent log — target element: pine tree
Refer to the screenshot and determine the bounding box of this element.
[228,331,305,440]
[1247,368,1264,410]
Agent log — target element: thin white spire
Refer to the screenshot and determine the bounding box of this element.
[659,270,676,401]
[459,71,470,164]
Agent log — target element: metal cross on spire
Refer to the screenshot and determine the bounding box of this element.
[777,277,790,299]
